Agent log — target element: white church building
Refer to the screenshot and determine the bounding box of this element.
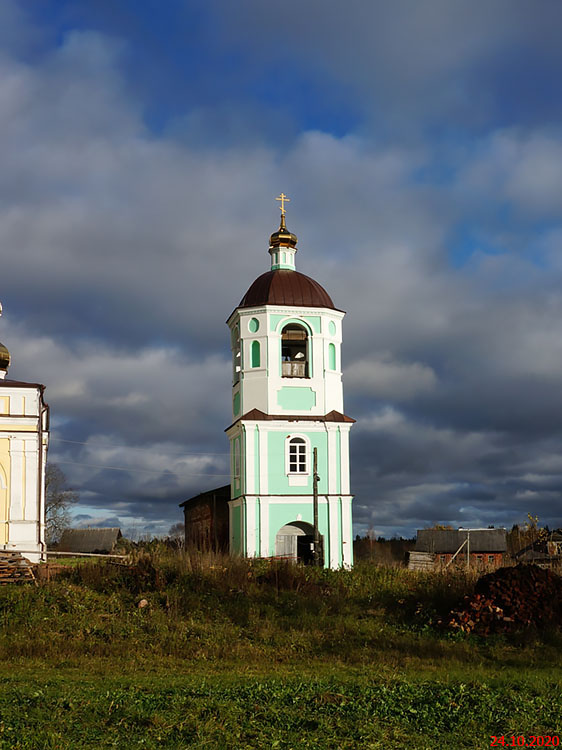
[0,303,49,562]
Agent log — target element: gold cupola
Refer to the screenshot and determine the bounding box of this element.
[0,342,10,376]
[269,193,299,271]
[269,213,298,249]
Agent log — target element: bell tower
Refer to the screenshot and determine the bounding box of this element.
[226,198,354,568]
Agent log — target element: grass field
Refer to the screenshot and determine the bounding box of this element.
[1,552,561,748]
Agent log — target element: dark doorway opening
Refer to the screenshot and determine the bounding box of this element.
[297,535,324,565]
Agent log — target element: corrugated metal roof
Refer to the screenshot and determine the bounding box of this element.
[179,484,230,508]
[516,549,552,561]
[58,528,122,553]
[415,528,507,553]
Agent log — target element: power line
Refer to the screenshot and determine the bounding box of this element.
[54,459,230,479]
[67,486,203,507]
[51,437,230,457]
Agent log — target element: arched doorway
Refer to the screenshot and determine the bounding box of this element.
[275,521,324,565]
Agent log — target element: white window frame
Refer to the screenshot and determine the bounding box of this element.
[285,434,310,486]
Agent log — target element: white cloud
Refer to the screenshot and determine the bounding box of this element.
[4,319,231,445]
[461,129,562,217]
[1,6,562,537]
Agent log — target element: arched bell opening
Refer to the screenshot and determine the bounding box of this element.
[281,324,309,378]
[275,521,324,565]
[231,325,241,384]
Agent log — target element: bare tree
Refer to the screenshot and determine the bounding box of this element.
[168,522,185,549]
[45,463,79,544]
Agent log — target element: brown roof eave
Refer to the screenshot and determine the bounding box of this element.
[0,379,46,389]
[179,484,231,507]
[225,409,355,432]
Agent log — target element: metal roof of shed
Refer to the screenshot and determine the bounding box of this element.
[415,528,507,554]
[57,528,122,553]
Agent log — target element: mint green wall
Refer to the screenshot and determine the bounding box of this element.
[345,499,353,566]
[232,504,242,554]
[269,314,284,332]
[336,428,341,494]
[254,426,260,494]
[277,386,316,411]
[267,431,329,495]
[267,501,330,562]
[232,436,242,498]
[270,314,320,333]
[338,499,343,568]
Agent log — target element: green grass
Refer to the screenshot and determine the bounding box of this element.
[0,671,560,749]
[1,553,561,748]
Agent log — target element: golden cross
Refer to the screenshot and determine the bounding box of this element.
[275,193,290,217]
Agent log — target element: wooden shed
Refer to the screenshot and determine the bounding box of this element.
[408,528,507,570]
[179,485,230,552]
[57,527,123,554]
[514,529,562,568]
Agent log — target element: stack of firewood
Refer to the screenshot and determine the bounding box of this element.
[446,564,562,635]
[0,551,36,585]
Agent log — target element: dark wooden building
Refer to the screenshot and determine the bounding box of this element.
[409,528,507,570]
[514,529,562,568]
[179,485,230,552]
[57,527,122,554]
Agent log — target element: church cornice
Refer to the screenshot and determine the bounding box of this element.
[225,408,355,432]
[226,304,345,327]
[0,379,46,390]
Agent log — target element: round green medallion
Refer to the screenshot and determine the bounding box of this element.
[249,318,260,333]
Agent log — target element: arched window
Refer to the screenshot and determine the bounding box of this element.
[251,340,260,368]
[281,324,309,378]
[328,343,336,371]
[234,439,241,478]
[287,437,307,474]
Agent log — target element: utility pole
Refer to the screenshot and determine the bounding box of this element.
[313,447,320,566]
[466,529,470,571]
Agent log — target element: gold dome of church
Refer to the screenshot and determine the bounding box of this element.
[269,214,298,249]
[0,342,10,372]
[269,192,297,248]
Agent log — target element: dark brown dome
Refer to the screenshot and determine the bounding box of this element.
[239,269,335,309]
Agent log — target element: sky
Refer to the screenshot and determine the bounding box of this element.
[2,0,562,539]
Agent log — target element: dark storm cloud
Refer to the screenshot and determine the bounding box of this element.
[214,0,562,134]
[2,2,562,537]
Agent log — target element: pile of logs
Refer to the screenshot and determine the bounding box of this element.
[0,551,37,586]
[446,564,562,635]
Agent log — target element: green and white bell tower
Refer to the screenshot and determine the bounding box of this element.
[226,196,354,568]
